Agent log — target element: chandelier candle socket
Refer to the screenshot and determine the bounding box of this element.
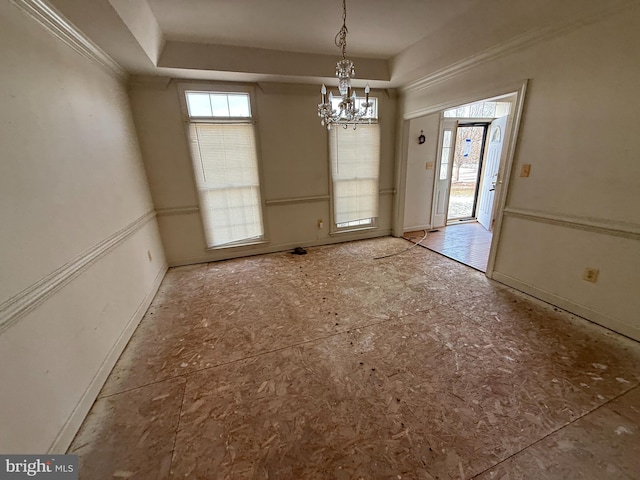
[318,0,372,129]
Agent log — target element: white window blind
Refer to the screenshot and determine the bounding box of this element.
[329,124,380,227]
[188,123,263,247]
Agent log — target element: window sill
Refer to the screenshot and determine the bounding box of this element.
[206,239,269,251]
[329,226,378,236]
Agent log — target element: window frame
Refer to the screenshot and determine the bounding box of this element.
[177,83,269,250]
[327,110,381,235]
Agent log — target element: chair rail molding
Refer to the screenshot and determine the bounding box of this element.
[265,195,330,206]
[0,210,157,335]
[156,206,200,216]
[502,207,640,241]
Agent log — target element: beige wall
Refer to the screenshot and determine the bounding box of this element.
[402,113,440,231]
[129,80,398,266]
[0,2,166,452]
[398,7,640,340]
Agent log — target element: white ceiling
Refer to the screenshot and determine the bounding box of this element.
[46,0,635,87]
[147,0,480,59]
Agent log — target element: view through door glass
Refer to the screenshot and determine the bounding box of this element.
[447,126,485,221]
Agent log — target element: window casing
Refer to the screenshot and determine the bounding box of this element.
[182,88,265,248]
[328,111,380,232]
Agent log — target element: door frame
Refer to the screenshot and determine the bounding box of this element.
[395,79,529,279]
[431,119,458,229]
[446,122,490,223]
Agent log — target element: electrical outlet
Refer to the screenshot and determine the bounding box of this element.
[317,219,324,229]
[520,164,531,177]
[147,250,153,262]
[426,162,434,170]
[582,267,599,283]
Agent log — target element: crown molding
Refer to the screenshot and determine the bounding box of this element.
[401,0,639,94]
[0,210,156,335]
[10,0,127,81]
[128,75,173,89]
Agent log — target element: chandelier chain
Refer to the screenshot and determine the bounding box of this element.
[334,0,348,59]
[318,0,371,129]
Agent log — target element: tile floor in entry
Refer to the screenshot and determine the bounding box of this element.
[405,222,493,272]
[68,237,640,480]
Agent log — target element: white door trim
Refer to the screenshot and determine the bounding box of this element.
[485,80,529,278]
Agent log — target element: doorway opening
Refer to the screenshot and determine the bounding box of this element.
[425,94,515,272]
[447,123,489,223]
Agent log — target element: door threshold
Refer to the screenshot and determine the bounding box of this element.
[446,218,478,225]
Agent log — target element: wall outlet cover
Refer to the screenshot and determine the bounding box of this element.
[582,267,599,283]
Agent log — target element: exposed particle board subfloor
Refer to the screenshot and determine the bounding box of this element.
[69,237,640,479]
[405,222,492,272]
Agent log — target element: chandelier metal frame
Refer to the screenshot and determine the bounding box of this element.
[317,0,372,130]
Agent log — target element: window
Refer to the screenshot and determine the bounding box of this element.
[184,90,264,248]
[443,100,511,118]
[186,92,251,118]
[439,130,452,180]
[329,123,381,230]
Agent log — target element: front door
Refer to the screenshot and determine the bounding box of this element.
[477,115,508,230]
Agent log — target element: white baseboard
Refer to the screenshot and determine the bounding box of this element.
[48,262,168,454]
[168,230,392,267]
[492,272,640,342]
[402,224,432,233]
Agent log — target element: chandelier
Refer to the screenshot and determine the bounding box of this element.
[318,0,372,130]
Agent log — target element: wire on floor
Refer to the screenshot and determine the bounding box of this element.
[374,230,428,260]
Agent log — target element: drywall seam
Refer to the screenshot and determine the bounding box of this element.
[400,0,639,94]
[10,0,127,80]
[0,210,156,335]
[503,207,640,240]
[492,272,640,342]
[48,260,168,453]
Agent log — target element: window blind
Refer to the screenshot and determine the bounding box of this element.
[188,123,263,247]
[329,124,380,226]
